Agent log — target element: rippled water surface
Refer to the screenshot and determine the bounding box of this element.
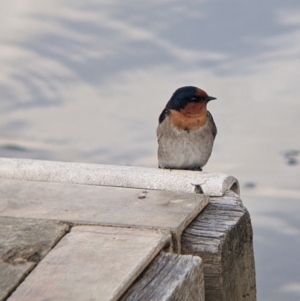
[1,1,300,300]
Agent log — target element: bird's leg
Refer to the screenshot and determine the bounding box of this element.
[193,166,202,171]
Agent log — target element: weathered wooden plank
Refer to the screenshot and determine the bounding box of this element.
[0,179,208,252]
[120,252,205,301]
[0,261,33,301]
[181,191,256,301]
[8,226,170,301]
[0,217,69,301]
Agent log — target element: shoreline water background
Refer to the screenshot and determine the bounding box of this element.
[1,1,300,300]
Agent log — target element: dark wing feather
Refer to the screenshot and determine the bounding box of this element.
[158,108,170,124]
[207,111,217,137]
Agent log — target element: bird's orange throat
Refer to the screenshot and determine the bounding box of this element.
[170,103,207,130]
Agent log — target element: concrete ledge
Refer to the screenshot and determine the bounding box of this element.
[0,158,239,196]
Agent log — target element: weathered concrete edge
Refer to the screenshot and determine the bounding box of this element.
[0,158,239,196]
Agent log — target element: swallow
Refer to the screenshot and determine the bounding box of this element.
[157,86,217,171]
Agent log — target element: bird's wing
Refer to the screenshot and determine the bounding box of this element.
[158,108,170,124]
[207,111,217,137]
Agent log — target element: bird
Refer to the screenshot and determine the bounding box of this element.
[157,86,217,171]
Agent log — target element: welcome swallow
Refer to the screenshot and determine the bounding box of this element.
[157,86,217,171]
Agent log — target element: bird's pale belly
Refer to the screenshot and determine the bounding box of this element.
[158,125,214,170]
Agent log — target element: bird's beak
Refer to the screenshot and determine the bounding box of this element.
[206,96,217,101]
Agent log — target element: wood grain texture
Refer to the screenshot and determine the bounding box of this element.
[8,226,170,301]
[181,191,256,301]
[0,217,69,301]
[0,179,208,252]
[120,252,205,301]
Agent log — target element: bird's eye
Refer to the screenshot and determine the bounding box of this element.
[190,97,197,102]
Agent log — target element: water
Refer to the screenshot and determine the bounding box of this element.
[1,1,300,300]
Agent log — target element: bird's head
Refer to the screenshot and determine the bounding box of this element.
[166,86,216,111]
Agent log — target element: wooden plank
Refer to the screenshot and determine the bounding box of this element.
[0,261,33,301]
[0,179,208,251]
[8,226,170,301]
[0,217,69,301]
[181,191,256,301]
[120,252,205,301]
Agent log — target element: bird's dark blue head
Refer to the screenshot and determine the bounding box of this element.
[165,86,216,111]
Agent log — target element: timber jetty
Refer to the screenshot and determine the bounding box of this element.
[0,158,256,301]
